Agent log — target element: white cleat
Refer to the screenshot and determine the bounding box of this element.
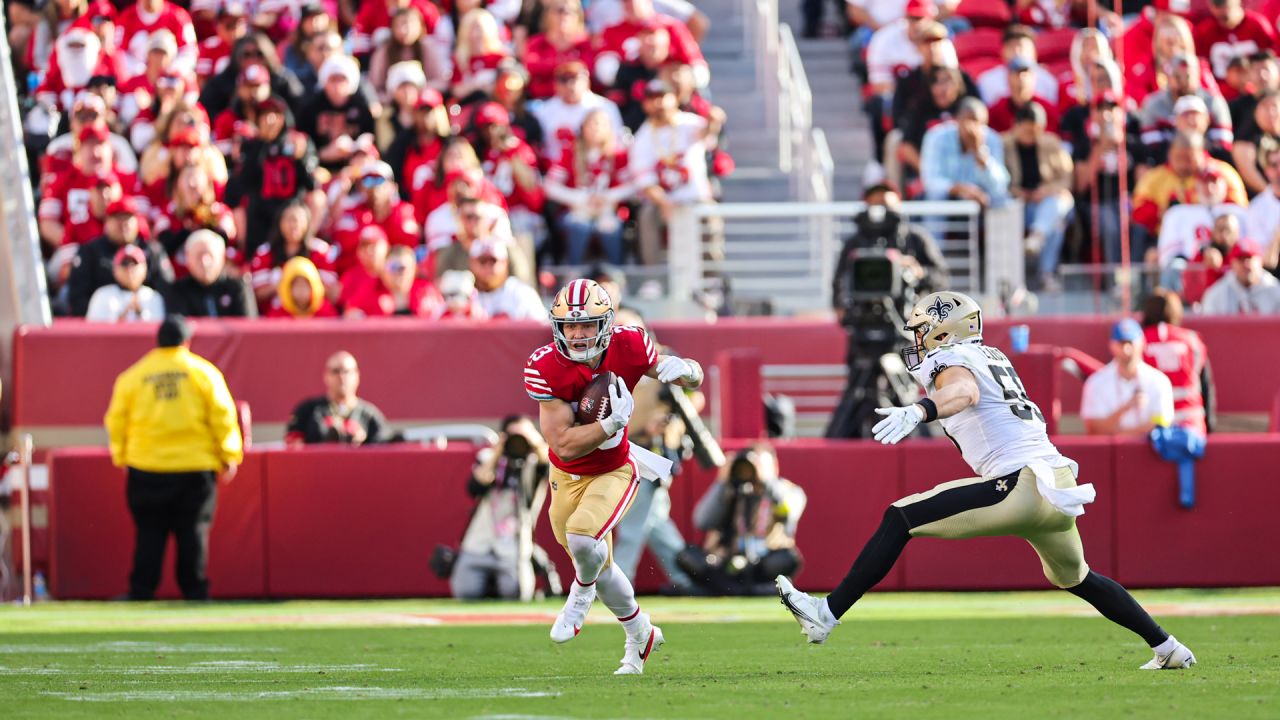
[1140,641,1197,670]
[775,575,839,645]
[614,614,664,675]
[550,583,596,644]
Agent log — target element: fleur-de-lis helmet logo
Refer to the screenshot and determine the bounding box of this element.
[926,297,955,321]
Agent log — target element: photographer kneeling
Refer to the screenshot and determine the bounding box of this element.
[448,415,553,600]
[677,445,806,596]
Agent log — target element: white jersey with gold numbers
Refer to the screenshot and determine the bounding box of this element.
[909,340,1063,478]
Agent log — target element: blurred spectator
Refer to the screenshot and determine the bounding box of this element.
[432,269,488,320]
[587,0,708,40]
[1192,0,1275,97]
[1081,319,1175,436]
[677,445,806,596]
[1200,238,1280,313]
[920,97,1010,208]
[595,0,708,90]
[285,351,388,446]
[1139,55,1234,165]
[127,65,199,153]
[493,64,545,149]
[385,88,450,200]
[199,33,302,122]
[1059,58,1128,155]
[153,164,238,279]
[532,59,624,165]
[232,96,322,255]
[840,0,907,49]
[338,225,390,310]
[298,54,378,171]
[413,137,507,222]
[1072,91,1144,264]
[265,257,339,318]
[471,103,546,246]
[524,0,593,100]
[988,56,1060,134]
[614,22,675,131]
[344,244,439,317]
[211,62,275,157]
[469,239,545,321]
[349,0,441,61]
[863,0,937,169]
[377,61,428,142]
[1156,173,1249,290]
[281,3,333,81]
[449,414,550,600]
[450,9,510,103]
[976,25,1060,107]
[117,30,182,128]
[545,109,633,265]
[114,0,197,80]
[136,103,220,189]
[105,315,242,601]
[44,92,138,179]
[431,196,533,285]
[1229,50,1279,133]
[250,200,336,310]
[1058,28,1114,121]
[890,20,970,136]
[1127,12,1220,107]
[425,171,516,257]
[86,246,167,322]
[330,162,421,274]
[1133,131,1247,239]
[196,2,249,87]
[1202,212,1245,288]
[66,197,173,316]
[899,66,970,180]
[1004,104,1074,287]
[367,9,449,102]
[293,28,344,95]
[630,79,722,264]
[34,26,108,115]
[38,124,119,252]
[1141,289,1214,435]
[1232,90,1280,195]
[1246,140,1280,266]
[166,230,257,317]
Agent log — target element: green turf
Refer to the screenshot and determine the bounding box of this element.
[2,591,1278,719]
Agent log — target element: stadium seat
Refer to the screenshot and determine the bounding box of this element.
[952,28,1004,63]
[1036,28,1077,65]
[960,56,1003,81]
[954,0,1013,28]
[1181,264,1210,305]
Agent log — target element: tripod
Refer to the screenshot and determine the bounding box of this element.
[824,336,930,440]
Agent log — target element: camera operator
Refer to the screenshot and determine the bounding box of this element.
[676,445,806,596]
[449,415,553,601]
[832,183,947,322]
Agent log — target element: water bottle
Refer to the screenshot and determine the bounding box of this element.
[33,571,50,602]
[1009,324,1031,354]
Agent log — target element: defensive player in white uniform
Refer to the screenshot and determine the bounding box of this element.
[776,291,1197,670]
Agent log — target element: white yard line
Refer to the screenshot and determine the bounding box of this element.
[41,687,560,702]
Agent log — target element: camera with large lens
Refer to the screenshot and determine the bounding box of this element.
[836,247,916,347]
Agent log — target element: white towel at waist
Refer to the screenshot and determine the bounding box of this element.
[629,443,673,483]
[1027,459,1096,518]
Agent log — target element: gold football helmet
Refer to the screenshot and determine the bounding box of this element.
[550,278,615,362]
[901,291,983,369]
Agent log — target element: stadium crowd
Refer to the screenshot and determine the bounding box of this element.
[5,0,728,320]
[833,0,1280,308]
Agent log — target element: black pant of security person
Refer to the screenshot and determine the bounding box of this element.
[126,469,218,600]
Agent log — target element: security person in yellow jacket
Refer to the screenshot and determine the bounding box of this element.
[104,315,243,600]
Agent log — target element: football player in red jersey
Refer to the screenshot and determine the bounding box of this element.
[524,278,703,675]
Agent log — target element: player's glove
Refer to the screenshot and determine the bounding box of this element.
[655,356,703,386]
[872,404,925,445]
[600,378,635,436]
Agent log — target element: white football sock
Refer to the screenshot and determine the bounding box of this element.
[1153,635,1179,654]
[596,564,643,635]
[566,533,608,585]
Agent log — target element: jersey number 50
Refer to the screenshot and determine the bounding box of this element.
[988,365,1046,423]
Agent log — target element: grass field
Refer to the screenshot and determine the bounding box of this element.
[2,589,1278,719]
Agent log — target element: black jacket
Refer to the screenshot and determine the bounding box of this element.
[65,236,173,317]
[166,274,257,318]
[832,213,949,309]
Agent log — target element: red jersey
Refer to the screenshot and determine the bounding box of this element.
[399,137,444,196]
[338,265,379,309]
[248,241,337,298]
[450,52,509,86]
[481,140,545,213]
[412,175,508,224]
[599,16,704,68]
[1193,12,1276,83]
[523,325,659,475]
[350,0,440,55]
[265,299,339,318]
[345,277,441,317]
[330,202,421,273]
[1142,322,1209,434]
[39,167,138,246]
[114,2,197,80]
[523,34,594,100]
[196,36,233,84]
[986,97,1060,135]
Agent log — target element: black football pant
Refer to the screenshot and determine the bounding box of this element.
[126,469,218,600]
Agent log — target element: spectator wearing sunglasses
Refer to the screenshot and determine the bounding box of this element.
[330,162,422,275]
[285,352,389,447]
[344,245,441,318]
[199,33,302,122]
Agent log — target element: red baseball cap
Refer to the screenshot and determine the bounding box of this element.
[78,124,110,144]
[113,244,147,265]
[358,224,389,245]
[168,127,203,147]
[415,88,444,109]
[1155,0,1190,14]
[904,0,937,18]
[472,102,509,127]
[106,196,140,216]
[257,95,288,115]
[1228,238,1262,262]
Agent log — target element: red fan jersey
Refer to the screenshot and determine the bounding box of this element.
[196,36,233,84]
[39,166,138,246]
[329,201,421,274]
[524,325,659,475]
[1193,12,1277,82]
[599,16,704,68]
[114,2,197,80]
[1142,322,1209,434]
[481,140,545,213]
[523,34,594,100]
